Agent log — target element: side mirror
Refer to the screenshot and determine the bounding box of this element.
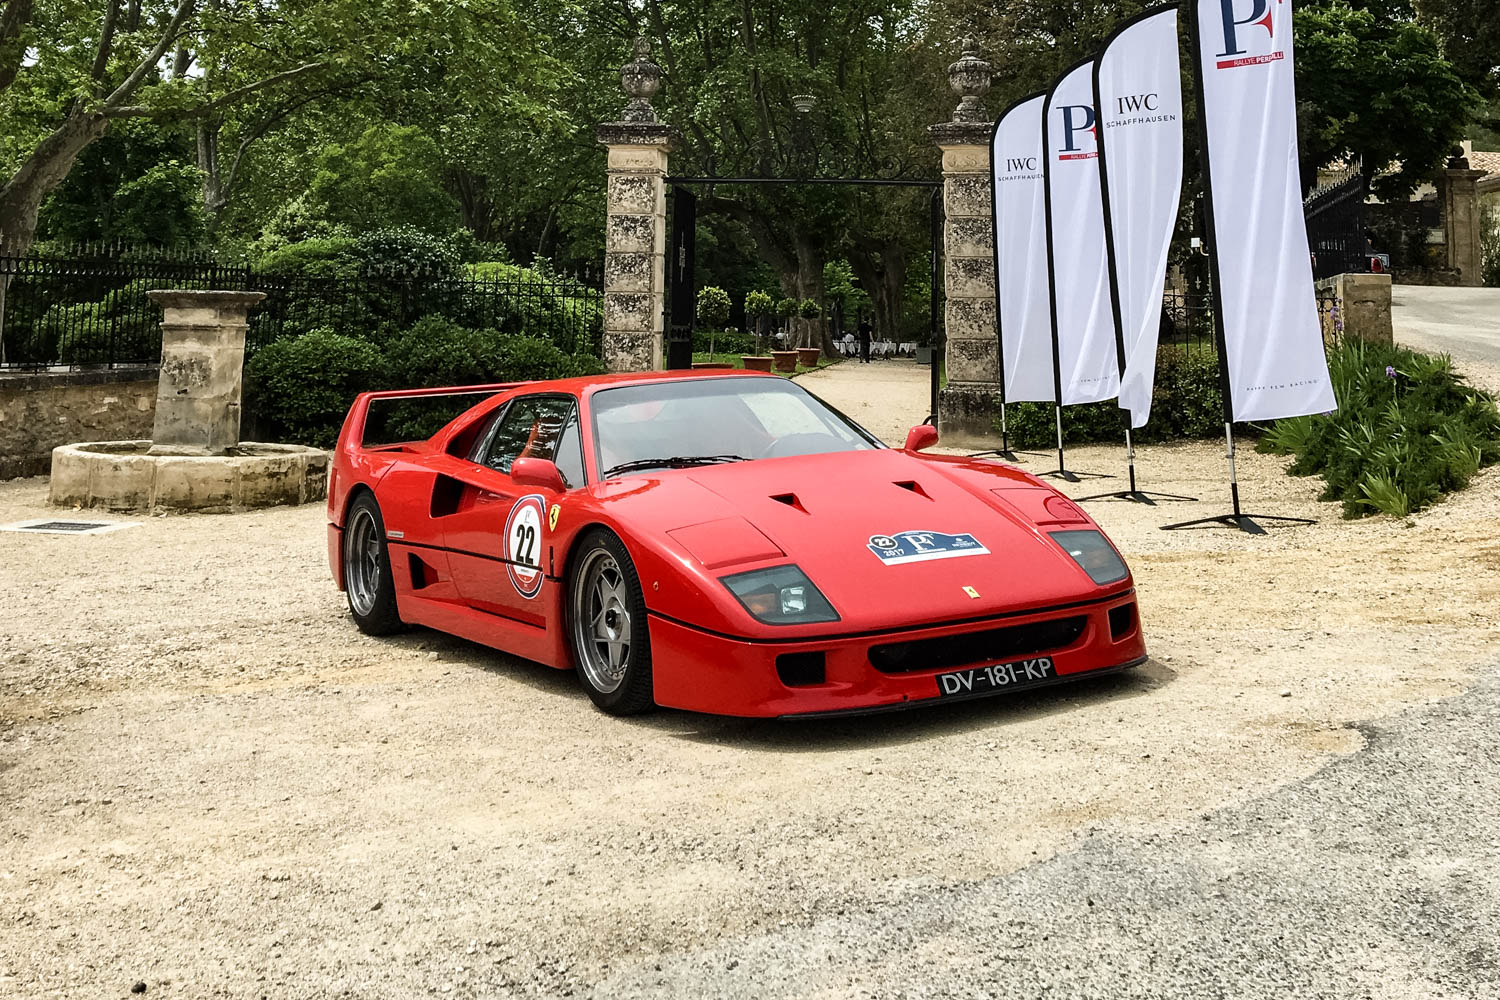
[904,424,939,452]
[511,456,567,492]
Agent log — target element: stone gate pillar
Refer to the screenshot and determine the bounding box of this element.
[145,289,265,456]
[1440,150,1485,287]
[597,39,679,372]
[929,39,1000,448]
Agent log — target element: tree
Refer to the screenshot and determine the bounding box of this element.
[300,124,459,235]
[0,0,545,256]
[1295,2,1477,197]
[37,120,204,245]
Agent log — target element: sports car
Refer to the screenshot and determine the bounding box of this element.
[327,370,1147,718]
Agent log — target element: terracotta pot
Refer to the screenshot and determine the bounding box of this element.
[796,347,822,367]
[691,362,735,369]
[742,356,775,372]
[770,350,799,373]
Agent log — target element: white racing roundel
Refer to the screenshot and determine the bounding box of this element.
[504,493,548,599]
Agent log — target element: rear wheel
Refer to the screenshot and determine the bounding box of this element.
[568,529,655,715]
[342,492,403,635]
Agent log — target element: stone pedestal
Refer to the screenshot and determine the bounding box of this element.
[930,122,1001,448]
[1441,167,1485,287]
[145,290,265,456]
[597,125,675,372]
[1315,273,1393,346]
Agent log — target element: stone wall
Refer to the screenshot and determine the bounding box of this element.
[0,368,158,479]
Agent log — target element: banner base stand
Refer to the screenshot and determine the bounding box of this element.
[1159,512,1315,535]
[1038,468,1115,484]
[1077,489,1198,506]
[969,449,1052,463]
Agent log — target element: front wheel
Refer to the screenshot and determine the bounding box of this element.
[567,529,655,715]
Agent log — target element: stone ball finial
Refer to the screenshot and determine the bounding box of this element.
[947,36,992,124]
[620,36,662,123]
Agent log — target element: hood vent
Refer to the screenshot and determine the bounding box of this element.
[769,493,807,514]
[894,480,933,500]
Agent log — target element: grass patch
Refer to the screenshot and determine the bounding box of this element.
[691,351,838,376]
[1256,339,1500,518]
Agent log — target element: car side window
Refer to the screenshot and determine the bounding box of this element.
[477,395,582,485]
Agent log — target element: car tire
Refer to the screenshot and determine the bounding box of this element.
[342,492,404,635]
[567,528,655,715]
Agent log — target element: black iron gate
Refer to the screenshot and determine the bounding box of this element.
[666,187,697,370]
[660,175,945,416]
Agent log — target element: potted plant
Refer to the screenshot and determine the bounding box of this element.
[796,299,822,366]
[696,286,731,357]
[741,290,776,369]
[743,355,776,372]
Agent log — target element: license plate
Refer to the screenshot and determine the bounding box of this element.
[935,656,1055,697]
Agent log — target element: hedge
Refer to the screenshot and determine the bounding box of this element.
[996,345,1225,447]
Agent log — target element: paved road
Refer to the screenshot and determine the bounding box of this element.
[1392,285,1500,367]
[587,667,1500,999]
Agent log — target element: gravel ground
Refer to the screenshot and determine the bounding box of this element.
[589,664,1500,999]
[1,359,1498,998]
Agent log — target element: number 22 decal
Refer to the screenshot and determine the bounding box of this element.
[504,494,548,599]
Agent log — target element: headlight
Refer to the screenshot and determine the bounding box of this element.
[720,565,840,626]
[1050,530,1129,585]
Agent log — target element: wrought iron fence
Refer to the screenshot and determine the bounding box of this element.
[0,248,604,370]
[1304,161,1370,281]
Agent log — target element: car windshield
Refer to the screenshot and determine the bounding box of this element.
[591,377,882,479]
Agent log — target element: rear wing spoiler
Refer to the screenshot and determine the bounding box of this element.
[338,382,528,452]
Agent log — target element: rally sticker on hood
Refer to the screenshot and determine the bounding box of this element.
[867,530,989,565]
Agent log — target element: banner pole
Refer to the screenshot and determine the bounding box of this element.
[1076,6,1195,507]
[1160,0,1311,534]
[1037,66,1111,486]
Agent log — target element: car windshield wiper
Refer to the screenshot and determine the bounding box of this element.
[602,454,749,478]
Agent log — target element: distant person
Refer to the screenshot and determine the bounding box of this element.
[857,318,872,364]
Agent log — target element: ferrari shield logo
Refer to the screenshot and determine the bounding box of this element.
[548,503,561,531]
[867,530,989,566]
[963,586,980,599]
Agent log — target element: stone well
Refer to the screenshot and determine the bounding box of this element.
[48,290,327,513]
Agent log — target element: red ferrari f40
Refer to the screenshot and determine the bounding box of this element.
[327,370,1146,717]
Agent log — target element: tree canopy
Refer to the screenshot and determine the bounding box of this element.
[0,0,1488,308]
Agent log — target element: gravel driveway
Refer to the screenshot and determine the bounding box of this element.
[2,361,1498,998]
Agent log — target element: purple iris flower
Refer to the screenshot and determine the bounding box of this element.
[1385,366,1397,379]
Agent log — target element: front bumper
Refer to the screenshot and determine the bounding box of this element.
[648,589,1147,718]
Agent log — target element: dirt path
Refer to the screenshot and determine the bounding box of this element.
[1,360,1498,997]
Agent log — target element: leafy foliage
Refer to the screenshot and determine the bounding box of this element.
[304,125,459,235]
[247,316,604,446]
[1257,340,1500,517]
[744,290,774,319]
[997,347,1226,447]
[1481,199,1500,288]
[695,286,731,329]
[245,329,387,447]
[1294,2,1478,197]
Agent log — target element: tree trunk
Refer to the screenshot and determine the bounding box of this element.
[196,118,229,225]
[792,232,833,352]
[0,109,110,256]
[847,239,907,350]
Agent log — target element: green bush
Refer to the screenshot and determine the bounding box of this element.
[460,261,602,354]
[35,279,160,365]
[996,346,1226,447]
[1481,200,1499,288]
[256,237,359,278]
[354,226,463,277]
[1257,339,1500,518]
[745,290,774,319]
[776,296,798,319]
[799,298,821,319]
[692,329,755,355]
[245,328,385,447]
[379,317,604,440]
[696,286,731,329]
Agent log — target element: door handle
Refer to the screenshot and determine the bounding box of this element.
[477,489,514,503]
